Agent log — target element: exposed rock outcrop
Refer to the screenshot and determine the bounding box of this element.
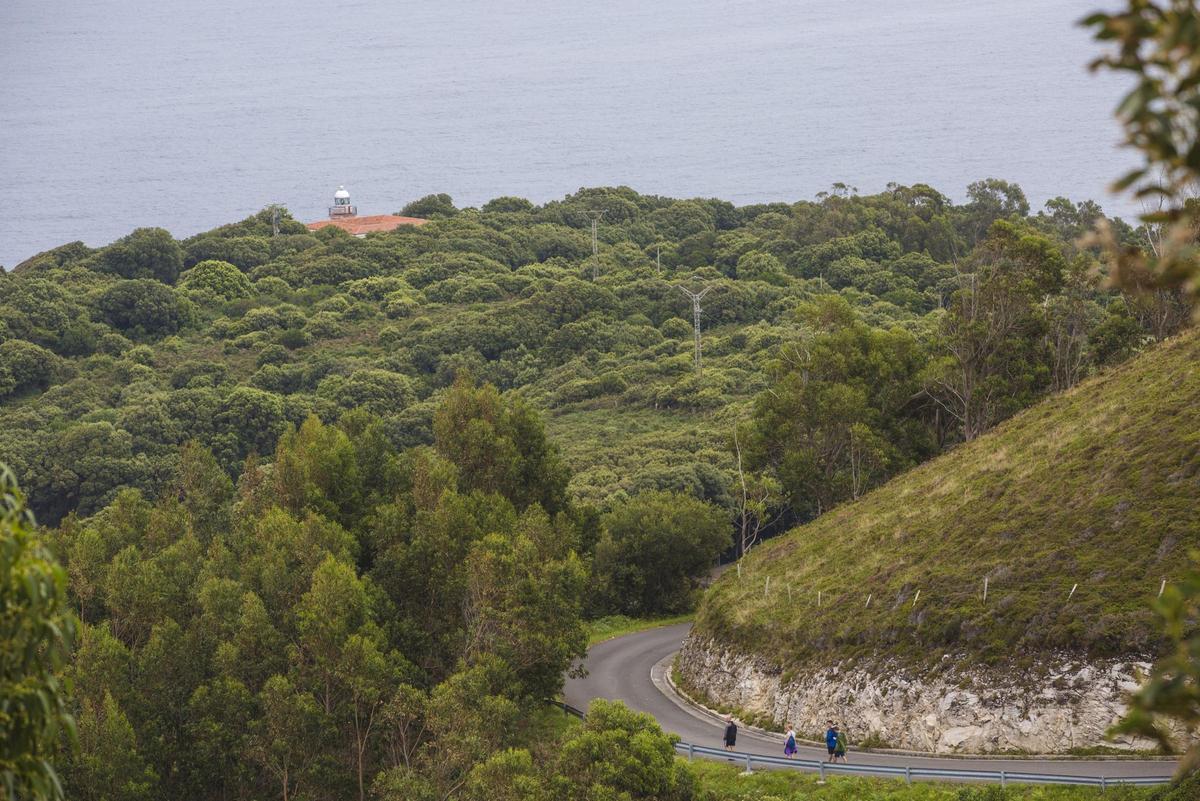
[676,633,1181,754]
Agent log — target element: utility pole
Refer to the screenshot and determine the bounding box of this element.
[586,210,604,280]
[676,284,713,373]
[268,204,283,236]
[656,244,662,275]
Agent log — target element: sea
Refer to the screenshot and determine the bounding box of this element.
[0,0,1139,269]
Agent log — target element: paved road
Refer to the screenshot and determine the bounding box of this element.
[564,623,1176,781]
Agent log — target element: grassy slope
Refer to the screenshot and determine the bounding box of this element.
[694,330,1200,673]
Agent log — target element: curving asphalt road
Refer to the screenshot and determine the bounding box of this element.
[563,623,1177,781]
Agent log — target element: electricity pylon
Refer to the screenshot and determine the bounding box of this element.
[586,210,604,280]
[676,284,713,373]
[267,203,284,236]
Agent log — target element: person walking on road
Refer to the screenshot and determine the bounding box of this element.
[784,724,797,758]
[824,721,838,763]
[723,716,738,751]
[834,724,848,763]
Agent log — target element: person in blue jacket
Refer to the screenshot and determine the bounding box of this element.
[824,720,838,762]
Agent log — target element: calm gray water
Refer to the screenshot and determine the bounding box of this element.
[0,0,1137,268]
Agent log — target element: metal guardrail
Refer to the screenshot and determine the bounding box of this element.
[547,699,586,718]
[674,742,1173,788]
[548,700,1173,788]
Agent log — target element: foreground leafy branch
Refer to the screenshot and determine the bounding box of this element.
[0,465,77,800]
[1085,1,1200,318]
[1111,555,1200,777]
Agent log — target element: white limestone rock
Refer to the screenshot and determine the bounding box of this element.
[674,633,1185,755]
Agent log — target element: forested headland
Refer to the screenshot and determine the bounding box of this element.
[1,181,1194,800]
[4,182,1184,531]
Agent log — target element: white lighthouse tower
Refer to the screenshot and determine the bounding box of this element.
[329,185,357,218]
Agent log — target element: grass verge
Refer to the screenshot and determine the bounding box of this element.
[688,759,1156,800]
[587,613,694,646]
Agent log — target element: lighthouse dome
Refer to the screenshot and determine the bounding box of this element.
[334,186,351,200]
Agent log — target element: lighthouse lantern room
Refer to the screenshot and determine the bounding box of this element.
[329,185,357,218]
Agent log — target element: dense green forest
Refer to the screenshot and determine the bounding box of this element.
[2,183,1188,535]
[1,182,1195,800]
[0,416,701,801]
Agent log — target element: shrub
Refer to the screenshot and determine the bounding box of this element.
[179,260,254,300]
[660,317,692,339]
[169,360,228,389]
[303,312,343,340]
[482,196,534,214]
[296,255,371,286]
[256,344,291,367]
[254,276,292,296]
[378,326,404,347]
[317,369,416,416]
[184,235,271,270]
[736,251,787,285]
[96,332,133,356]
[591,490,730,616]
[0,340,62,400]
[383,292,420,319]
[340,276,414,301]
[548,700,696,801]
[401,193,457,218]
[94,227,184,284]
[95,280,194,337]
[277,328,310,350]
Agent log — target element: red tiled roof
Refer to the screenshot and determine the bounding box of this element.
[306,214,429,235]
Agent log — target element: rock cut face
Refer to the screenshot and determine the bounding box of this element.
[674,634,1180,754]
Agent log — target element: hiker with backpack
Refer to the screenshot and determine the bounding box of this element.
[824,721,838,762]
[723,716,738,751]
[784,724,797,758]
[834,724,848,763]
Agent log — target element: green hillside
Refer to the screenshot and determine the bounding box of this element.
[694,329,1200,671]
[0,184,1175,530]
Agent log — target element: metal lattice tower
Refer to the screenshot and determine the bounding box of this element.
[676,284,713,373]
[586,210,604,280]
